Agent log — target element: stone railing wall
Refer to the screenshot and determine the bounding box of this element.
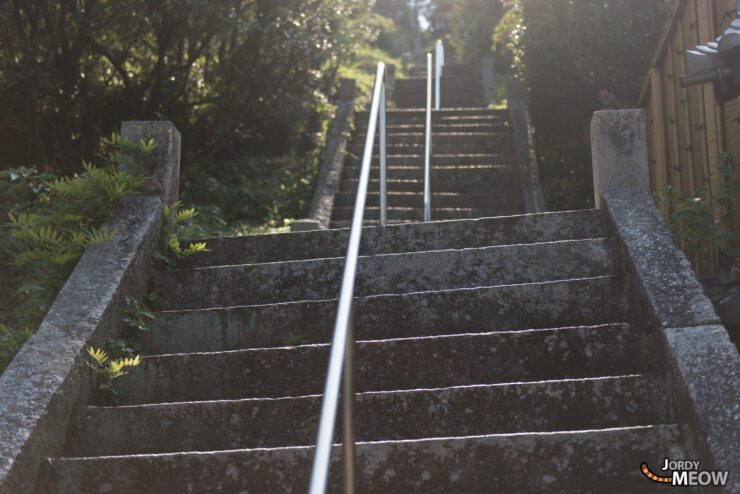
[0,122,181,494]
[292,79,356,231]
[592,110,739,491]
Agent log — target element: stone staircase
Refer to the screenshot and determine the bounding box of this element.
[37,210,689,493]
[394,63,482,108]
[331,108,524,228]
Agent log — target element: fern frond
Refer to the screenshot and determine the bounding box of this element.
[175,208,198,222]
[12,247,54,266]
[88,346,108,365]
[86,227,116,246]
[181,242,210,255]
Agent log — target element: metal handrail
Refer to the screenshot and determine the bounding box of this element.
[424,52,432,222]
[435,40,445,110]
[308,62,388,494]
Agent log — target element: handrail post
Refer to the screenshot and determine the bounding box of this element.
[379,79,387,227]
[342,308,355,494]
[425,53,432,222]
[435,40,444,110]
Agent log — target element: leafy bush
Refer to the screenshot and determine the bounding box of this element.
[0,136,150,374]
[447,0,503,66]
[87,346,141,404]
[497,0,672,210]
[654,153,739,274]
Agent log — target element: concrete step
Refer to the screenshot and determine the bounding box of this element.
[181,209,607,268]
[329,216,522,228]
[394,77,480,90]
[356,117,508,131]
[339,163,517,183]
[115,322,648,405]
[154,238,614,310]
[337,177,521,195]
[347,141,513,155]
[348,132,511,148]
[362,122,509,134]
[67,374,669,456]
[330,206,490,222]
[145,275,622,355]
[333,191,504,209]
[394,98,483,109]
[355,108,506,122]
[344,153,517,167]
[40,425,689,493]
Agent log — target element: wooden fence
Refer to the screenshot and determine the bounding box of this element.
[639,0,740,275]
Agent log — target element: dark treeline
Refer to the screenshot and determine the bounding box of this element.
[0,0,378,225]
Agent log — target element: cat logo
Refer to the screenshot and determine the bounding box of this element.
[641,459,730,487]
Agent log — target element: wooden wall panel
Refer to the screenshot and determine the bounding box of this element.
[640,0,739,275]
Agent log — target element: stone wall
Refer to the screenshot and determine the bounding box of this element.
[0,122,180,494]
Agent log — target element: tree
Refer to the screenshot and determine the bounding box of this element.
[496,0,672,209]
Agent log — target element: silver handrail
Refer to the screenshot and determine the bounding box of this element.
[435,40,444,110]
[424,52,432,222]
[308,62,388,494]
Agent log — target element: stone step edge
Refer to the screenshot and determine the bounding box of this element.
[135,321,630,362]
[76,373,652,410]
[152,275,620,319]
[50,424,684,461]
[158,237,610,274]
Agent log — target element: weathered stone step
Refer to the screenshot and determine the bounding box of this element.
[116,322,647,405]
[351,130,511,144]
[330,206,491,222]
[348,132,511,149]
[355,108,506,121]
[394,82,480,95]
[154,238,614,310]
[67,374,669,456]
[347,141,512,155]
[337,177,521,194]
[146,275,622,354]
[330,217,526,228]
[359,122,509,134]
[339,163,516,183]
[345,153,516,167]
[181,208,604,264]
[333,191,500,209]
[394,98,482,109]
[40,425,688,493]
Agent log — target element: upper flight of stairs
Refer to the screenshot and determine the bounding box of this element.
[38,210,690,493]
[331,108,524,228]
[330,62,522,228]
[394,63,482,108]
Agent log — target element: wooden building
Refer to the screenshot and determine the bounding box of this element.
[640,0,739,275]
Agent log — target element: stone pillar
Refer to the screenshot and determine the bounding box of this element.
[385,64,396,103]
[590,110,650,208]
[121,121,181,207]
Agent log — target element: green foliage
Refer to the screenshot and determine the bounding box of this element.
[0,0,373,233]
[86,346,141,404]
[339,46,405,108]
[155,201,209,269]
[447,0,503,65]
[122,296,155,334]
[654,153,739,272]
[0,135,150,375]
[498,0,672,210]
